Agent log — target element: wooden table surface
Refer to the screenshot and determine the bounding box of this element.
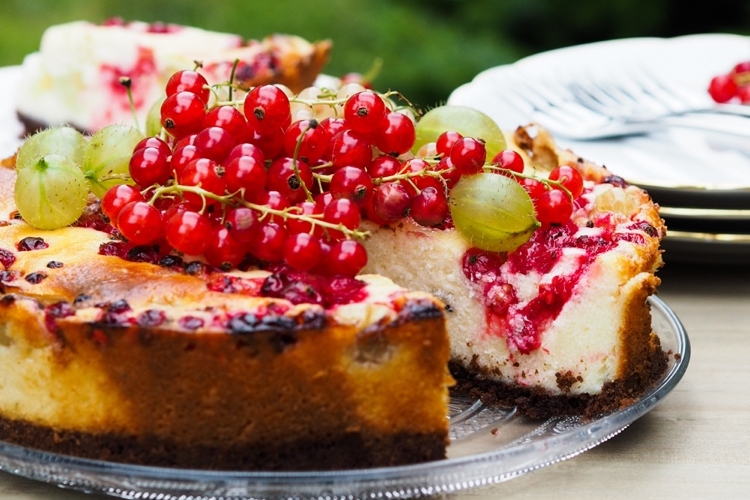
[0,259,748,500]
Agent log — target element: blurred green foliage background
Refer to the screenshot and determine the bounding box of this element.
[1,0,749,110]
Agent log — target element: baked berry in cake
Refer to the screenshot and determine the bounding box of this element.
[15,20,331,134]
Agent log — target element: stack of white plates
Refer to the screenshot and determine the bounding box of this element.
[449,33,750,265]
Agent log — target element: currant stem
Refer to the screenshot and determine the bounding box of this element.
[291,121,316,202]
[119,77,141,132]
[146,183,369,241]
[94,172,133,183]
[242,200,370,240]
[484,165,574,200]
[227,59,240,102]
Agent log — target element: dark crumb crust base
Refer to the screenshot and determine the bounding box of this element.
[0,416,446,471]
[449,335,669,420]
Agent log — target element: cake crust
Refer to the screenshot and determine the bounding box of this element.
[0,293,449,470]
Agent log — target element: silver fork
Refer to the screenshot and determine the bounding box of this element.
[568,69,750,121]
[502,70,750,140]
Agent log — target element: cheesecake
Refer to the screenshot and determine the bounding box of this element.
[2,22,669,469]
[15,20,331,134]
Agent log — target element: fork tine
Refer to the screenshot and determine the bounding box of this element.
[568,69,669,121]
[630,68,711,114]
[501,75,612,135]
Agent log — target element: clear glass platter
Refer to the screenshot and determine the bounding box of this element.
[0,296,690,500]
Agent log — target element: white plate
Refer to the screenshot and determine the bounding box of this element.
[448,33,750,200]
[0,297,688,500]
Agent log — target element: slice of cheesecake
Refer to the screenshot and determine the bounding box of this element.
[363,125,667,419]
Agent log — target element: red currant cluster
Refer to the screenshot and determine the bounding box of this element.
[100,68,582,277]
[708,60,750,104]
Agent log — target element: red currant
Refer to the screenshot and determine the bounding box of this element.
[193,126,235,163]
[549,165,584,199]
[319,117,349,138]
[329,129,373,170]
[367,155,402,178]
[163,209,211,255]
[362,195,391,226]
[410,186,449,227]
[226,142,265,165]
[326,239,367,277]
[170,144,202,177]
[224,206,258,243]
[492,149,525,174]
[129,146,172,187]
[450,137,486,175]
[224,155,267,200]
[244,84,291,132]
[117,201,163,245]
[518,176,547,200]
[165,70,210,104]
[283,119,331,163]
[245,122,285,160]
[283,232,323,272]
[374,112,415,155]
[133,136,171,157]
[436,131,463,157]
[177,158,226,206]
[708,74,738,103]
[253,190,289,223]
[266,157,313,205]
[173,133,197,150]
[323,197,361,240]
[287,200,323,236]
[433,156,462,190]
[344,90,387,135]
[160,91,206,139]
[401,158,441,196]
[203,105,248,142]
[372,182,411,224]
[329,166,374,206]
[101,184,144,222]
[204,226,246,269]
[249,221,288,262]
[535,188,574,225]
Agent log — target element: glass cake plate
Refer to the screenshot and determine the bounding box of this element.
[0,296,689,500]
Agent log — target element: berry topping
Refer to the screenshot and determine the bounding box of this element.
[17,64,621,287]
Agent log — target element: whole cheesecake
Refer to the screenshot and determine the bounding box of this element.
[15,20,331,134]
[1,20,668,471]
